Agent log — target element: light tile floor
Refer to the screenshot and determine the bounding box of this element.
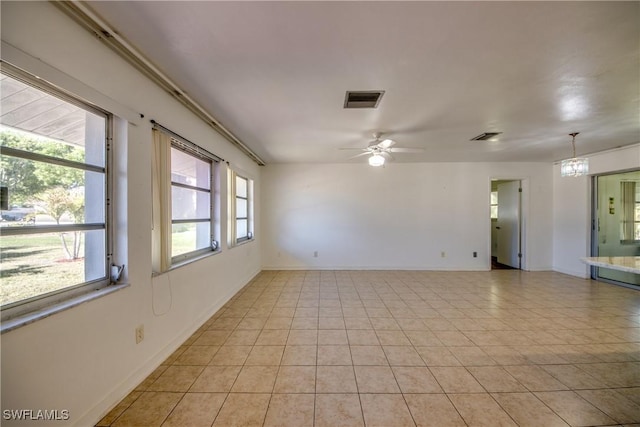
[97,270,640,426]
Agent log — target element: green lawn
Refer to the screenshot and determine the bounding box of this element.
[171,226,199,257]
[0,233,85,306]
[1,227,201,307]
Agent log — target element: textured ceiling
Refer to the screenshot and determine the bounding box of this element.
[88,1,640,164]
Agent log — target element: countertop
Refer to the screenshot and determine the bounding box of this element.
[581,256,640,274]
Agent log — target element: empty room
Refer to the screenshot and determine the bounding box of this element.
[1,1,639,426]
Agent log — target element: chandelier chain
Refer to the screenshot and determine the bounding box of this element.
[569,132,579,158]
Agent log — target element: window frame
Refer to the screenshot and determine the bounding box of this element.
[490,191,498,220]
[169,142,218,264]
[636,198,640,241]
[152,124,221,272]
[620,179,640,244]
[229,169,254,246]
[235,174,250,243]
[0,64,113,322]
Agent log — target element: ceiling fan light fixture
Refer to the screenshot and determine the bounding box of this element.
[560,132,589,177]
[368,154,385,167]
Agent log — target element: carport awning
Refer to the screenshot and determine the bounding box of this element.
[1,73,86,146]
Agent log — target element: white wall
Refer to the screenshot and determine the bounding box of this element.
[2,2,635,425]
[1,2,261,426]
[552,144,640,277]
[262,162,553,271]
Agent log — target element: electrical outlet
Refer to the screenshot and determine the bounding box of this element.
[135,325,144,344]
[441,251,446,258]
[313,251,318,258]
[473,251,477,258]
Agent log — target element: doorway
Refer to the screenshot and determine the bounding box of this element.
[491,179,522,270]
[591,170,640,287]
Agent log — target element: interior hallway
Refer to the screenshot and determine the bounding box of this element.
[97,270,640,426]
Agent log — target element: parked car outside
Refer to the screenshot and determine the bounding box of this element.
[1,205,36,222]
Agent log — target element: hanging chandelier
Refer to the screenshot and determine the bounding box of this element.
[560,132,589,177]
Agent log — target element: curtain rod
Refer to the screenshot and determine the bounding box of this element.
[53,1,266,166]
[151,120,224,163]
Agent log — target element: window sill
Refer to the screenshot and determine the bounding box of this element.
[153,249,221,277]
[1,283,130,334]
[230,238,255,249]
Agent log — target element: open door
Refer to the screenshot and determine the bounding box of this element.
[496,180,521,268]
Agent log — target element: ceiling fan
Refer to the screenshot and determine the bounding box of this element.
[340,132,424,166]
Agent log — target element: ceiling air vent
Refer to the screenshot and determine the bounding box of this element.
[344,90,385,109]
[470,132,502,141]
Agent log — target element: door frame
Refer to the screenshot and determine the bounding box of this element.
[590,168,640,288]
[489,177,529,271]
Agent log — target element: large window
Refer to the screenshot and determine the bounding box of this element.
[620,180,640,242]
[490,191,498,219]
[235,175,249,241]
[0,66,111,320]
[229,170,254,245]
[152,126,220,271]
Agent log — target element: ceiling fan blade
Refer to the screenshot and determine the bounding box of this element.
[348,152,371,160]
[367,140,380,148]
[381,151,395,161]
[378,138,395,149]
[339,147,367,151]
[389,147,425,153]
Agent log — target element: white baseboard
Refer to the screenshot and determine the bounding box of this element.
[552,266,590,279]
[78,268,260,427]
[261,265,490,271]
